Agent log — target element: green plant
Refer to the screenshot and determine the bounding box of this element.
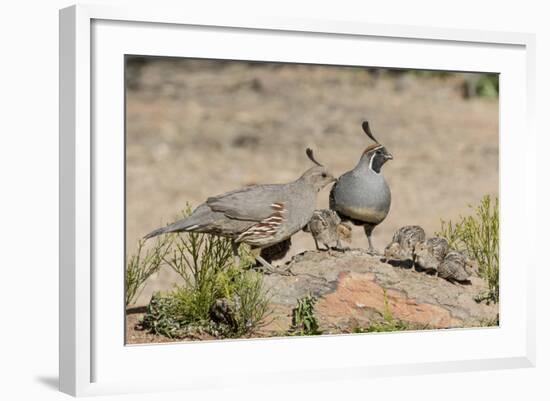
[138,293,187,338]
[437,195,499,303]
[138,205,271,339]
[290,294,322,335]
[162,205,253,285]
[353,290,411,333]
[474,74,499,98]
[462,73,499,99]
[140,267,271,339]
[125,236,171,306]
[230,269,272,336]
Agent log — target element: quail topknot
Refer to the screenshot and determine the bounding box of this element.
[144,148,336,274]
[304,209,352,251]
[330,121,393,254]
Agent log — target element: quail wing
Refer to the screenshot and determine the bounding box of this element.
[207,184,287,222]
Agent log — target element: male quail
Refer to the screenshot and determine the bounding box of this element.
[144,148,336,274]
[330,121,393,254]
[304,209,352,251]
[413,237,449,274]
[437,250,475,283]
[384,225,426,264]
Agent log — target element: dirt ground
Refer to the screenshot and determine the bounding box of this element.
[125,58,498,307]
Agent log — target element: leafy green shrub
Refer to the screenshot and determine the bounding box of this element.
[137,206,271,339]
[140,267,270,339]
[437,195,499,303]
[290,294,322,335]
[125,236,171,306]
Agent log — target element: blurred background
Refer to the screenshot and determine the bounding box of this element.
[125,56,498,305]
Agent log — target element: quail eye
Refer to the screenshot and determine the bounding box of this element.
[321,173,327,178]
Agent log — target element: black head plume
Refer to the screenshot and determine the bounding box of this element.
[362,121,379,143]
[306,148,323,167]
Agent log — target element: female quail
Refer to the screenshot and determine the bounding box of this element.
[330,121,393,254]
[144,148,336,274]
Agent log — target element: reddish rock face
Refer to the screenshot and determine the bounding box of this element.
[316,271,462,330]
[261,249,498,335]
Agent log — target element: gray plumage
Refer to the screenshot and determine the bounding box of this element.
[437,250,474,283]
[414,237,450,273]
[384,225,426,262]
[330,121,393,253]
[304,209,352,251]
[144,148,335,272]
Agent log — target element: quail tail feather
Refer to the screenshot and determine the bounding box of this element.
[143,226,168,240]
[143,218,196,239]
[143,204,214,239]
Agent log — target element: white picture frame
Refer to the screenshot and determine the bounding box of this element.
[59,4,536,397]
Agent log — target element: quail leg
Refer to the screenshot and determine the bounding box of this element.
[317,240,330,252]
[333,238,350,252]
[364,224,381,256]
[255,255,294,276]
[313,237,321,251]
[332,239,350,253]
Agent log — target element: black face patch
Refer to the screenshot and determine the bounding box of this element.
[369,147,389,173]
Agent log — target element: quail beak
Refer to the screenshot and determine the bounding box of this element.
[385,152,393,161]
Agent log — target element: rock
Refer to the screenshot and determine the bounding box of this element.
[261,249,498,334]
[209,298,237,328]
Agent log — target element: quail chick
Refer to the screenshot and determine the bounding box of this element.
[330,121,393,254]
[304,209,352,251]
[145,148,336,275]
[384,225,426,263]
[336,221,353,245]
[384,242,404,260]
[437,250,475,283]
[414,237,449,274]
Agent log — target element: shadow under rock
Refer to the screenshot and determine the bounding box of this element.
[383,258,415,270]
